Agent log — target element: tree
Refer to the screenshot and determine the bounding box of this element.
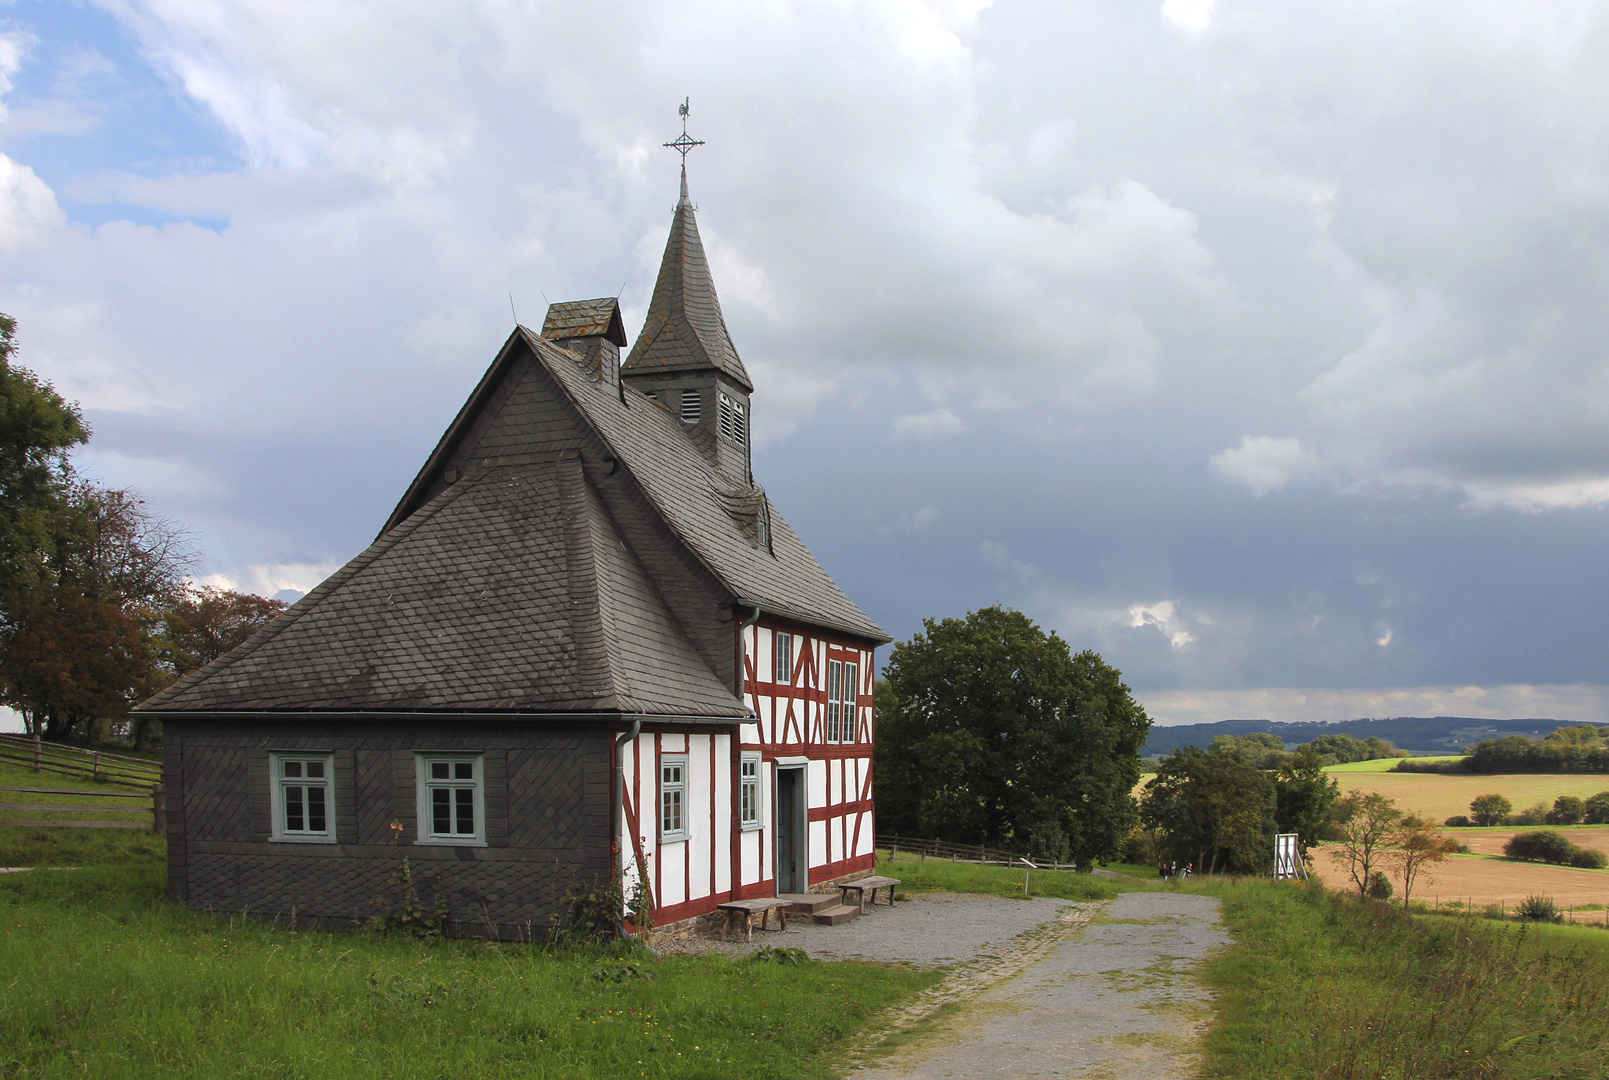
[0,483,192,743]
[875,606,1152,867]
[1211,732,1288,769]
[0,313,87,602]
[1389,815,1457,908]
[1140,744,1276,875]
[1545,795,1585,825]
[1272,747,1341,855]
[1584,791,1609,825]
[1329,791,1402,900]
[1468,793,1512,827]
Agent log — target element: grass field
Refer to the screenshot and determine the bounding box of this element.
[1199,879,1609,1079]
[0,861,937,1079]
[0,757,165,867]
[875,852,1120,901]
[1323,756,1464,774]
[1331,769,1609,822]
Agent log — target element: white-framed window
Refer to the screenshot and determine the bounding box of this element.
[660,755,689,842]
[842,661,860,743]
[739,753,762,830]
[270,753,335,842]
[775,632,793,685]
[826,659,859,744]
[719,392,747,445]
[680,390,700,424]
[827,659,843,743]
[415,754,486,845]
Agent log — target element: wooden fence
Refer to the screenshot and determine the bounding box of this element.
[877,834,1080,872]
[0,733,164,832]
[0,733,160,788]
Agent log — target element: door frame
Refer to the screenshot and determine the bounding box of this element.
[773,763,808,894]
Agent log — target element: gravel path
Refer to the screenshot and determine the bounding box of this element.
[652,893,1082,967]
[849,891,1228,1079]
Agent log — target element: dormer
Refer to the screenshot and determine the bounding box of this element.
[621,173,755,485]
[541,297,628,387]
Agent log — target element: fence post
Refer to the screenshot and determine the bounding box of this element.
[33,731,42,772]
[151,782,165,834]
[93,752,100,782]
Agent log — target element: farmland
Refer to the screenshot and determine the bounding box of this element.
[1328,768,1609,822]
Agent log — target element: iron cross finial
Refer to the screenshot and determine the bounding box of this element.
[663,97,704,162]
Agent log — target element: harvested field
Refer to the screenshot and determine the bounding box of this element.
[1455,827,1609,859]
[1309,850,1609,909]
[1331,771,1609,822]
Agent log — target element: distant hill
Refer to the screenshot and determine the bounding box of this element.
[1141,717,1563,758]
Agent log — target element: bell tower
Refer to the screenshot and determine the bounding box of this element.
[620,103,755,486]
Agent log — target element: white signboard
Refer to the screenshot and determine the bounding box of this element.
[1274,833,1305,880]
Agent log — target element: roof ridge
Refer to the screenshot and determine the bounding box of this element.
[558,453,617,701]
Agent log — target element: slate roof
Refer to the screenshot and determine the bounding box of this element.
[620,173,753,392]
[542,297,627,345]
[141,452,748,718]
[528,328,887,643]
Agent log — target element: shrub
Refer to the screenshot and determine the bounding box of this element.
[1584,791,1609,824]
[1516,894,1561,922]
[1443,814,1472,828]
[1546,795,1585,825]
[1507,802,1549,826]
[1366,870,1393,900]
[1469,793,1512,826]
[1503,830,1608,869]
[1570,848,1609,870]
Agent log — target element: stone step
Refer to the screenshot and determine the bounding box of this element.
[777,892,840,915]
[811,903,861,926]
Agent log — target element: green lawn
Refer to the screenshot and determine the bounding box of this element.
[0,756,164,866]
[1197,878,1609,1078]
[0,861,937,1079]
[1323,756,1465,773]
[875,853,1119,901]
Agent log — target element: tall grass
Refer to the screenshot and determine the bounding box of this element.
[1200,880,1609,1078]
[0,864,936,1079]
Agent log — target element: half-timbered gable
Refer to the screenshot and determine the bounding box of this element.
[137,171,887,936]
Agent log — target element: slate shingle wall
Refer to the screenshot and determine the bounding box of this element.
[166,721,611,939]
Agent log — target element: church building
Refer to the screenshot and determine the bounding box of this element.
[135,159,889,937]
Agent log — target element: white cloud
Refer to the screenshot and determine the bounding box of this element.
[0,155,64,251]
[1160,0,1215,34]
[1129,600,1194,648]
[197,561,340,598]
[1210,436,1324,496]
[892,408,965,439]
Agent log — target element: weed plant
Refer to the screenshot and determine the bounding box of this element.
[875,853,1117,901]
[0,864,936,1079]
[1200,879,1609,1078]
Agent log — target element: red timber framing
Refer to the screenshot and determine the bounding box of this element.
[615,614,879,928]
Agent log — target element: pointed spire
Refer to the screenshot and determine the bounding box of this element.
[622,170,753,392]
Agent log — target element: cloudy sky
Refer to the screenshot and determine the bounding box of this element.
[2,0,1608,727]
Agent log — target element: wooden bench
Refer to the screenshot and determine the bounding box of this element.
[717,897,791,942]
[837,875,901,915]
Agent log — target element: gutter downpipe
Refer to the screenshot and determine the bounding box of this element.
[731,606,761,904]
[613,717,643,939]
